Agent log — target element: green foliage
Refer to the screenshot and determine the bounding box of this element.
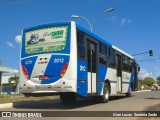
[143,77,155,86]
[8,75,19,97]
[138,79,144,86]
[0,94,10,98]
[8,75,19,85]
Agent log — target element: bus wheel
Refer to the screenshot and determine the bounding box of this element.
[99,83,110,103]
[60,93,77,104]
[126,87,132,97]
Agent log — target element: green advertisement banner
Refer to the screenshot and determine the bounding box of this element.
[25,26,68,54]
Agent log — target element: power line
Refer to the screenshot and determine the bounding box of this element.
[137,58,160,62]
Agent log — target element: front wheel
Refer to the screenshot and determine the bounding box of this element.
[99,83,110,103]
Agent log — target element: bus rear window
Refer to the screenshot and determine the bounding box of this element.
[25,26,68,54]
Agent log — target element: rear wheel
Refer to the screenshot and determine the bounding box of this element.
[99,83,110,103]
[60,93,77,104]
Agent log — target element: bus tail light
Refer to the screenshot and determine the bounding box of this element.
[22,66,29,80]
[60,62,69,78]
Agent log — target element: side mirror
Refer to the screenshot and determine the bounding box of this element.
[138,66,140,71]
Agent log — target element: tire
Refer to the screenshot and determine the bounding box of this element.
[60,93,77,104]
[126,86,132,97]
[99,83,110,103]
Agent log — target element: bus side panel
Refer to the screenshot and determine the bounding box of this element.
[122,71,131,93]
[77,60,88,96]
[98,65,107,96]
[105,68,117,95]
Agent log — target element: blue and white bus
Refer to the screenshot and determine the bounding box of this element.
[20,21,139,103]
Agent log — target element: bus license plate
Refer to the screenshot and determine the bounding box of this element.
[39,76,48,80]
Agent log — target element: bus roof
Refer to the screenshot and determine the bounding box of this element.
[75,21,134,59]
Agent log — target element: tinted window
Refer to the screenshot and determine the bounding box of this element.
[122,55,133,72]
[77,31,86,60]
[99,43,107,65]
[108,48,116,67]
[99,43,107,55]
[77,31,85,45]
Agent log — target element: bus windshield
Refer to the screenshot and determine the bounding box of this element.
[25,25,68,54]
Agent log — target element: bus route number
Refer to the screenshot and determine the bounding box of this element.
[54,58,64,63]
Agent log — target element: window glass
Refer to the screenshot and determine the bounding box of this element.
[77,31,85,45]
[77,30,86,60]
[99,43,106,55]
[122,55,133,72]
[99,55,107,65]
[99,43,107,65]
[108,48,116,67]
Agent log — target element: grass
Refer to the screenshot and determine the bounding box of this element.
[0,94,59,104]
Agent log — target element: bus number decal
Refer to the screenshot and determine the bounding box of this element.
[54,58,64,63]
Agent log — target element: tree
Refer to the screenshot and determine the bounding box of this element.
[8,75,19,97]
[138,79,144,86]
[143,77,155,87]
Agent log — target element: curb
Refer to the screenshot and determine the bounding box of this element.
[133,90,151,93]
[0,103,13,109]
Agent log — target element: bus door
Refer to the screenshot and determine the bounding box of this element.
[87,39,98,94]
[116,54,122,93]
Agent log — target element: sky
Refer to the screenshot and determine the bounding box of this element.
[0,0,160,79]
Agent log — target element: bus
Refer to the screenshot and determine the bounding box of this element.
[19,21,140,103]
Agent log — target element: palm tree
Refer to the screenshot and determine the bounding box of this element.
[8,75,19,97]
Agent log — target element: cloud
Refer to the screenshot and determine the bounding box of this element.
[138,68,153,79]
[2,69,19,76]
[6,41,14,48]
[15,35,22,44]
[121,18,131,26]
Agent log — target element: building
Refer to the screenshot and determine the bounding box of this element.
[0,65,19,94]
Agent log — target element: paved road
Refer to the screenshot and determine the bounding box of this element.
[1,91,160,120]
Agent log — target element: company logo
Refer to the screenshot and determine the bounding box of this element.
[80,65,86,71]
[2,112,11,117]
[43,30,64,39]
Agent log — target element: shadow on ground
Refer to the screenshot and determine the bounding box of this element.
[13,95,128,110]
[144,103,160,111]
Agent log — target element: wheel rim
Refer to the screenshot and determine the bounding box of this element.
[105,87,109,99]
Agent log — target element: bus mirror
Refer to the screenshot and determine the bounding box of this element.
[138,67,140,71]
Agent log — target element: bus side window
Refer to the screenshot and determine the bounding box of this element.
[108,47,116,67]
[122,56,132,72]
[77,31,86,60]
[122,55,128,71]
[99,43,107,65]
[129,59,133,72]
